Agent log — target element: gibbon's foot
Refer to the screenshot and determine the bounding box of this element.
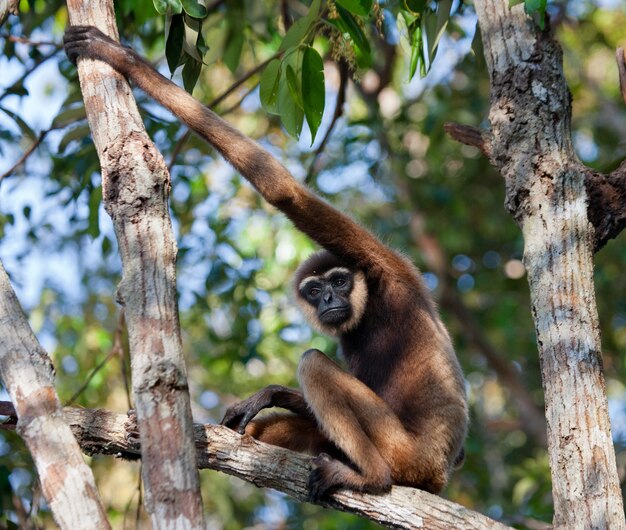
[308,453,342,501]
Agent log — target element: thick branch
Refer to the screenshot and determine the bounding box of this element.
[0,403,512,530]
[65,1,204,527]
[474,1,625,528]
[446,56,626,252]
[0,265,109,529]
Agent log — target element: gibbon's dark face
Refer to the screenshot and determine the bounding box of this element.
[293,250,368,336]
[299,268,355,326]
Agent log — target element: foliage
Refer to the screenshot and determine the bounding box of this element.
[0,0,625,528]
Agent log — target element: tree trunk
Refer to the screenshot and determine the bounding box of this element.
[473,1,625,528]
[0,264,110,529]
[65,1,205,528]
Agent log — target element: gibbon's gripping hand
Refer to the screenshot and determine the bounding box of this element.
[221,385,284,434]
[64,25,133,74]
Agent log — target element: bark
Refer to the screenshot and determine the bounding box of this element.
[462,2,625,528]
[0,403,513,530]
[65,1,205,528]
[0,264,110,529]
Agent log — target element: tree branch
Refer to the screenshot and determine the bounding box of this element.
[0,264,110,529]
[443,122,493,159]
[616,47,626,106]
[65,0,205,526]
[473,1,625,527]
[446,51,626,252]
[0,402,513,530]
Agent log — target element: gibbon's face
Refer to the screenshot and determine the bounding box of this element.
[293,251,368,336]
[298,267,356,327]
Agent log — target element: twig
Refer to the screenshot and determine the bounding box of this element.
[65,311,126,406]
[219,82,258,115]
[443,122,493,158]
[616,47,626,106]
[1,34,59,47]
[281,0,293,31]
[0,49,59,103]
[0,130,48,182]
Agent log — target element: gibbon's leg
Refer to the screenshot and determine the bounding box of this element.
[221,386,342,456]
[297,349,450,499]
[243,413,338,456]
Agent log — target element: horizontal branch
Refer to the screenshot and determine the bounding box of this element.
[0,402,511,530]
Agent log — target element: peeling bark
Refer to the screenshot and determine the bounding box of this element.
[65,1,205,528]
[468,2,625,528]
[0,265,110,529]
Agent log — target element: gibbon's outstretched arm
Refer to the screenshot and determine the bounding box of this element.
[64,26,405,276]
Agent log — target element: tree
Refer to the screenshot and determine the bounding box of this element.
[1,0,626,528]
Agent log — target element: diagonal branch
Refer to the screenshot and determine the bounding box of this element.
[0,402,513,530]
[0,265,110,529]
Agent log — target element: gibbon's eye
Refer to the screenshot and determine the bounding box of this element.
[333,278,346,288]
[309,287,321,297]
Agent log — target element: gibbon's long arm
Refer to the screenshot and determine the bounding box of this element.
[64,26,406,276]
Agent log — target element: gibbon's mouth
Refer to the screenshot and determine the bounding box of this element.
[320,306,350,317]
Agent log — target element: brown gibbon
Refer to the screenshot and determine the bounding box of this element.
[64,25,468,500]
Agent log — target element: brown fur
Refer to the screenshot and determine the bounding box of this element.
[64,26,469,499]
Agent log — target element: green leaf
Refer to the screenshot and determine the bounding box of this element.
[509,0,524,5]
[335,0,372,17]
[470,23,486,68]
[524,0,547,29]
[279,0,320,51]
[404,0,428,14]
[58,124,91,154]
[286,64,303,110]
[51,105,86,129]
[222,16,244,73]
[183,15,204,62]
[196,29,209,56]
[277,51,304,138]
[259,59,282,114]
[329,5,372,68]
[409,24,422,79]
[181,0,207,18]
[0,105,37,141]
[153,0,182,15]
[302,46,325,143]
[165,14,185,73]
[182,57,203,93]
[426,0,452,63]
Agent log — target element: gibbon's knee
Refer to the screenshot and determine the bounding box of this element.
[297,348,335,389]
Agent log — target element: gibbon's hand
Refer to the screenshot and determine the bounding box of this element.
[220,385,287,434]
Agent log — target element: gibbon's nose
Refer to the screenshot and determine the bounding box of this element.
[323,287,333,303]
